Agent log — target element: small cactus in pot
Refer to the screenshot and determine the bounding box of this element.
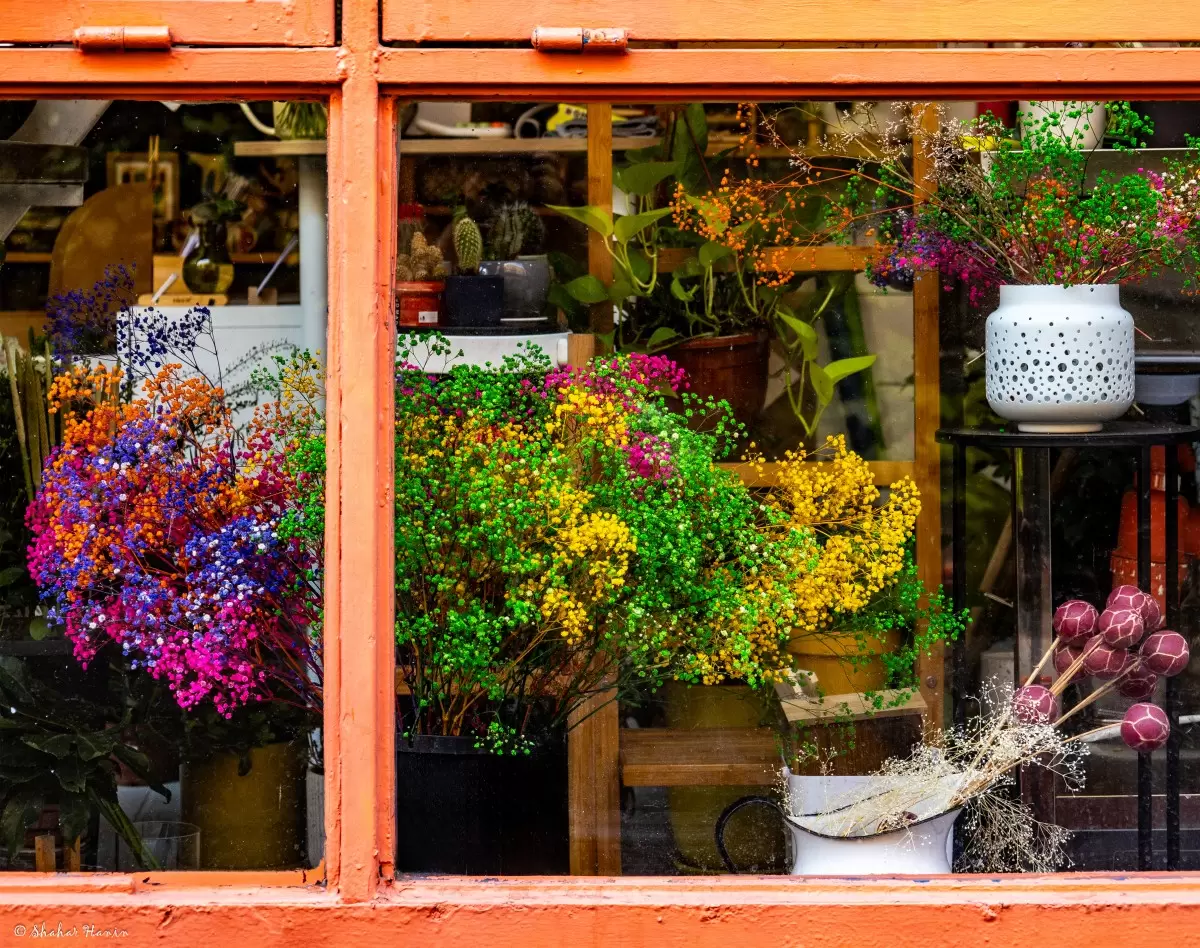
[453,209,483,274]
[486,201,545,260]
[444,209,504,329]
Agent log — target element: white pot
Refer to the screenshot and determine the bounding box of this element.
[1019,100,1107,150]
[985,284,1134,433]
[784,773,960,875]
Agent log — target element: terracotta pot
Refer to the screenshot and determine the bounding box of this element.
[666,331,770,428]
[396,280,444,328]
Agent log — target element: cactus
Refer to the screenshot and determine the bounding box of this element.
[395,231,446,282]
[453,210,483,274]
[487,201,545,260]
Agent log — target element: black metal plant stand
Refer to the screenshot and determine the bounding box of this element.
[937,421,1199,871]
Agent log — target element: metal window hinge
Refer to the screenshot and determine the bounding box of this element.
[531,27,628,52]
[74,26,172,52]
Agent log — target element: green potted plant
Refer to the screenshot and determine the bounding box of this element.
[395,229,447,329]
[550,105,878,433]
[390,335,923,873]
[442,209,505,328]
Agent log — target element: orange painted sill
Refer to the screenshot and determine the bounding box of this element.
[6,870,1200,904]
[0,864,322,896]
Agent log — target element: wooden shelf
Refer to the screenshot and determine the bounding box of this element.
[231,251,299,265]
[659,244,886,275]
[398,136,657,155]
[233,139,327,157]
[4,252,52,263]
[235,133,886,161]
[620,727,779,787]
[6,251,297,266]
[421,204,558,217]
[721,459,914,489]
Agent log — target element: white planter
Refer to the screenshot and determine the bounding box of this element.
[985,284,1134,433]
[784,772,960,875]
[1019,100,1107,150]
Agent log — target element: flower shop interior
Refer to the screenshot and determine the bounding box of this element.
[8,89,1200,885]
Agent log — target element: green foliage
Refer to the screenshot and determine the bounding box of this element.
[0,660,163,869]
[390,334,810,747]
[827,101,1200,295]
[835,546,969,706]
[486,201,545,260]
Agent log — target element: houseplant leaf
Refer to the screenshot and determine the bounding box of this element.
[809,361,835,405]
[671,275,698,302]
[613,207,674,244]
[614,161,679,197]
[1,789,37,858]
[825,354,878,383]
[698,241,732,270]
[564,275,610,304]
[647,327,682,350]
[546,204,614,238]
[778,313,819,361]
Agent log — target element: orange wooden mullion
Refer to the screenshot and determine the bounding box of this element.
[324,0,394,902]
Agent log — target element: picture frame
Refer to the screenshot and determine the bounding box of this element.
[105,151,180,224]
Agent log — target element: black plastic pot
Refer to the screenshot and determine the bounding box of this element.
[442,274,505,329]
[395,733,569,874]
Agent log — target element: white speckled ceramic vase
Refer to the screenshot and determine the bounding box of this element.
[985,284,1134,433]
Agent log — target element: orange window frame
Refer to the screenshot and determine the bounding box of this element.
[4,8,1200,938]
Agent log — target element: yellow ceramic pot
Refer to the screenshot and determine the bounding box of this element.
[181,741,306,870]
[787,628,901,695]
[663,681,786,872]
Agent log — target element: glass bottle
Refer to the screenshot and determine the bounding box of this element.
[182,220,235,295]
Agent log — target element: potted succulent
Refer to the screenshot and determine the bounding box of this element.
[815,102,1200,432]
[395,230,447,329]
[442,209,505,329]
[480,201,551,323]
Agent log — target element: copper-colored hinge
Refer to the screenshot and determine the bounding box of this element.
[531,27,628,52]
[73,26,172,51]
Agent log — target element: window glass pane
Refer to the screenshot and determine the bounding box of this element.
[392,99,922,877]
[390,96,1200,877]
[0,98,326,872]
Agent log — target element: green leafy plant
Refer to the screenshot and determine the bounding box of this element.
[835,546,969,705]
[390,335,921,750]
[0,660,163,869]
[549,104,879,435]
[813,102,1200,300]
